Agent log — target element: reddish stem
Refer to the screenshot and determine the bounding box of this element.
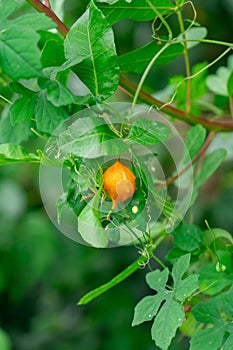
[26,0,69,36]
[119,76,233,132]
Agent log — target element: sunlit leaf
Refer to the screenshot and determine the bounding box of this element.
[194,148,227,189]
[0,143,39,165]
[64,0,119,99]
[126,118,170,145]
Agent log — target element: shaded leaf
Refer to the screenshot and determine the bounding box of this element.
[171,224,204,252]
[227,71,233,96]
[222,334,233,350]
[119,41,183,73]
[183,125,206,163]
[194,148,227,189]
[97,0,175,25]
[192,301,220,324]
[198,264,233,296]
[203,228,233,246]
[41,39,65,68]
[35,91,69,134]
[38,78,76,107]
[190,326,225,350]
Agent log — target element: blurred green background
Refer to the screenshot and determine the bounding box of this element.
[0,1,233,349]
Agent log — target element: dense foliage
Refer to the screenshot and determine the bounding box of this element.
[0,1,233,349]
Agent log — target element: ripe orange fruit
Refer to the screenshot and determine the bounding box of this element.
[103,161,136,209]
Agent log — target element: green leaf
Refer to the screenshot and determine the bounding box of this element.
[0,0,17,24]
[194,148,227,189]
[151,297,184,350]
[171,254,190,286]
[41,39,65,68]
[64,1,119,99]
[192,300,220,324]
[222,334,233,350]
[38,78,76,107]
[77,196,108,248]
[171,224,204,252]
[175,0,186,4]
[0,143,39,165]
[169,62,208,114]
[35,91,69,134]
[227,71,233,96]
[172,253,199,301]
[190,326,225,350]
[146,268,169,292]
[9,84,37,125]
[0,1,54,80]
[8,13,55,31]
[207,68,231,96]
[97,0,175,25]
[133,257,196,350]
[66,189,87,217]
[193,285,233,323]
[126,118,170,145]
[132,294,165,326]
[203,228,233,245]
[178,27,208,49]
[0,328,11,350]
[216,250,232,272]
[198,264,233,295]
[119,41,183,73]
[183,125,206,163]
[0,28,41,80]
[166,247,186,264]
[217,286,233,318]
[57,116,128,158]
[0,113,34,144]
[49,0,66,20]
[207,55,233,96]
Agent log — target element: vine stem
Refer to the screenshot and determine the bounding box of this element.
[176,0,191,113]
[26,0,69,36]
[0,94,12,104]
[156,131,215,189]
[131,42,171,115]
